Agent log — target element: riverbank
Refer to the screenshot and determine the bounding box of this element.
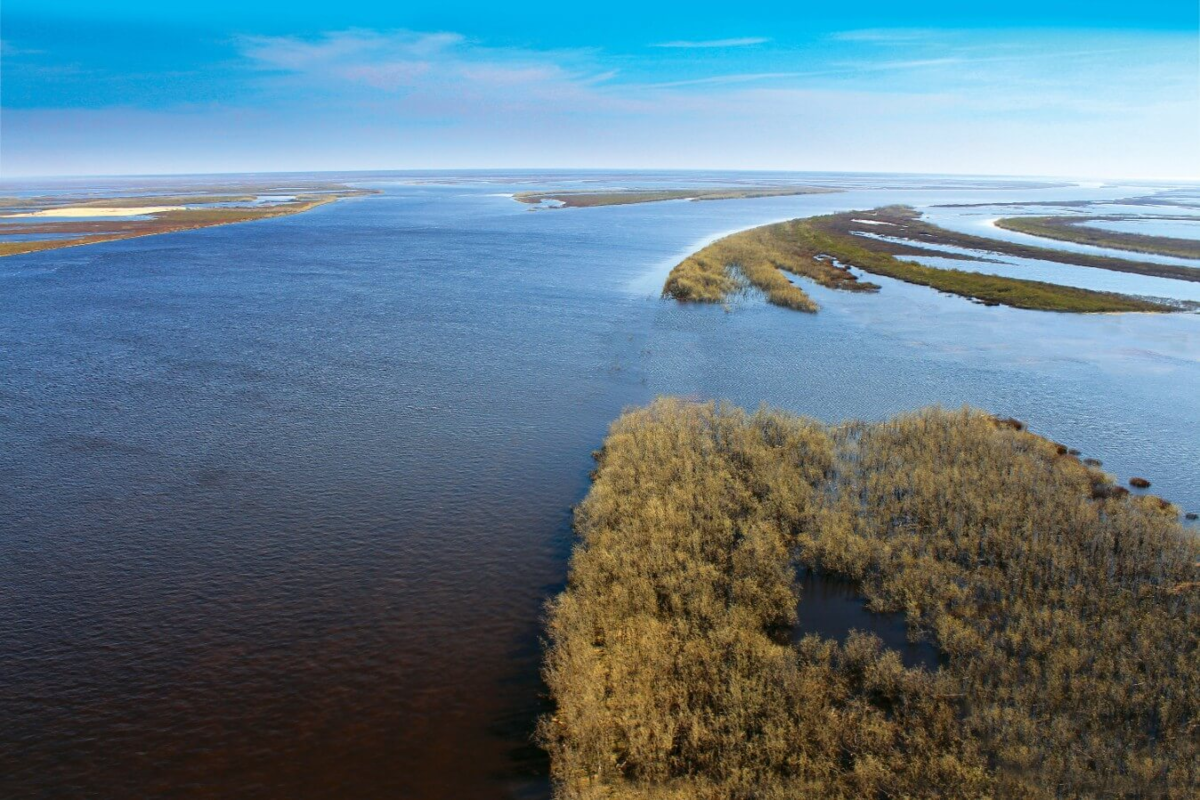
[662,208,1175,313]
[542,398,1199,799]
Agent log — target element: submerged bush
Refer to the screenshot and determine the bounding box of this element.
[543,399,1200,799]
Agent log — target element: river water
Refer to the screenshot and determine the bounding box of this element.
[2,172,1198,798]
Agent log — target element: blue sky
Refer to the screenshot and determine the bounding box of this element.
[3,1,1198,178]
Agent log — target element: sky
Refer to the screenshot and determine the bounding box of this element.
[2,1,1198,179]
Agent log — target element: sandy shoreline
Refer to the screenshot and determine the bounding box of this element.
[5,206,185,218]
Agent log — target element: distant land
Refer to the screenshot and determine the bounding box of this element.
[0,184,375,257]
[512,185,839,208]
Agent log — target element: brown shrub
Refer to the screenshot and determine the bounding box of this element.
[545,401,1200,799]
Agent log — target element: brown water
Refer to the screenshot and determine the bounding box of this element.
[3,174,1198,798]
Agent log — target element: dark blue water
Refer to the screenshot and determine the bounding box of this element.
[2,175,1198,799]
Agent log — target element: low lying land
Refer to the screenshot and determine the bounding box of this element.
[860,206,1200,282]
[513,186,839,208]
[662,208,1174,313]
[0,186,375,257]
[933,193,1200,212]
[542,398,1199,799]
[995,215,1200,260]
[9,205,187,218]
[661,217,881,312]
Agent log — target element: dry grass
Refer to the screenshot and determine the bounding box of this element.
[543,399,1200,799]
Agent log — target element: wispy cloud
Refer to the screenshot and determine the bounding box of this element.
[830,29,940,43]
[653,37,769,48]
[0,38,43,57]
[643,45,1148,92]
[233,29,626,117]
[646,71,812,89]
[238,30,462,72]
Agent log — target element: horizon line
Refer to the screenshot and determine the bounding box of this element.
[2,166,1198,184]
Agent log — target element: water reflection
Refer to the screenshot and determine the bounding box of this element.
[796,569,941,671]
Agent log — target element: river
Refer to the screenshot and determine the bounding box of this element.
[2,172,1197,798]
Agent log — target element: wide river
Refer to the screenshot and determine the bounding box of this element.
[2,172,1198,798]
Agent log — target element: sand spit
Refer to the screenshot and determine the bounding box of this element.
[6,206,186,218]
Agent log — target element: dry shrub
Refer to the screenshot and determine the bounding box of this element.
[544,400,1200,799]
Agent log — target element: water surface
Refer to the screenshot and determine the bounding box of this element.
[2,173,1198,799]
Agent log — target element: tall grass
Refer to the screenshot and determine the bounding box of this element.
[543,399,1199,799]
[662,222,881,313]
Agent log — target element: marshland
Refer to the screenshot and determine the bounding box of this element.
[3,173,1199,799]
[995,214,1200,260]
[543,399,1198,798]
[662,207,1182,313]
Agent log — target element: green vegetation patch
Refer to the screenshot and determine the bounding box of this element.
[995,215,1200,261]
[542,399,1199,799]
[662,209,1177,313]
[855,206,1200,283]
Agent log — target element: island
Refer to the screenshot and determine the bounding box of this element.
[662,207,1183,313]
[541,398,1198,799]
[0,184,376,257]
[512,185,839,208]
[995,215,1200,260]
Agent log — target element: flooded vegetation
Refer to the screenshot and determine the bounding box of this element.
[660,218,881,312]
[542,398,1199,799]
[663,208,1175,313]
[995,215,1200,260]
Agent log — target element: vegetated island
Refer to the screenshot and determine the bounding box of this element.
[662,207,1181,313]
[541,398,1199,799]
[994,215,1200,261]
[0,185,376,257]
[512,186,840,208]
[858,206,1200,283]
